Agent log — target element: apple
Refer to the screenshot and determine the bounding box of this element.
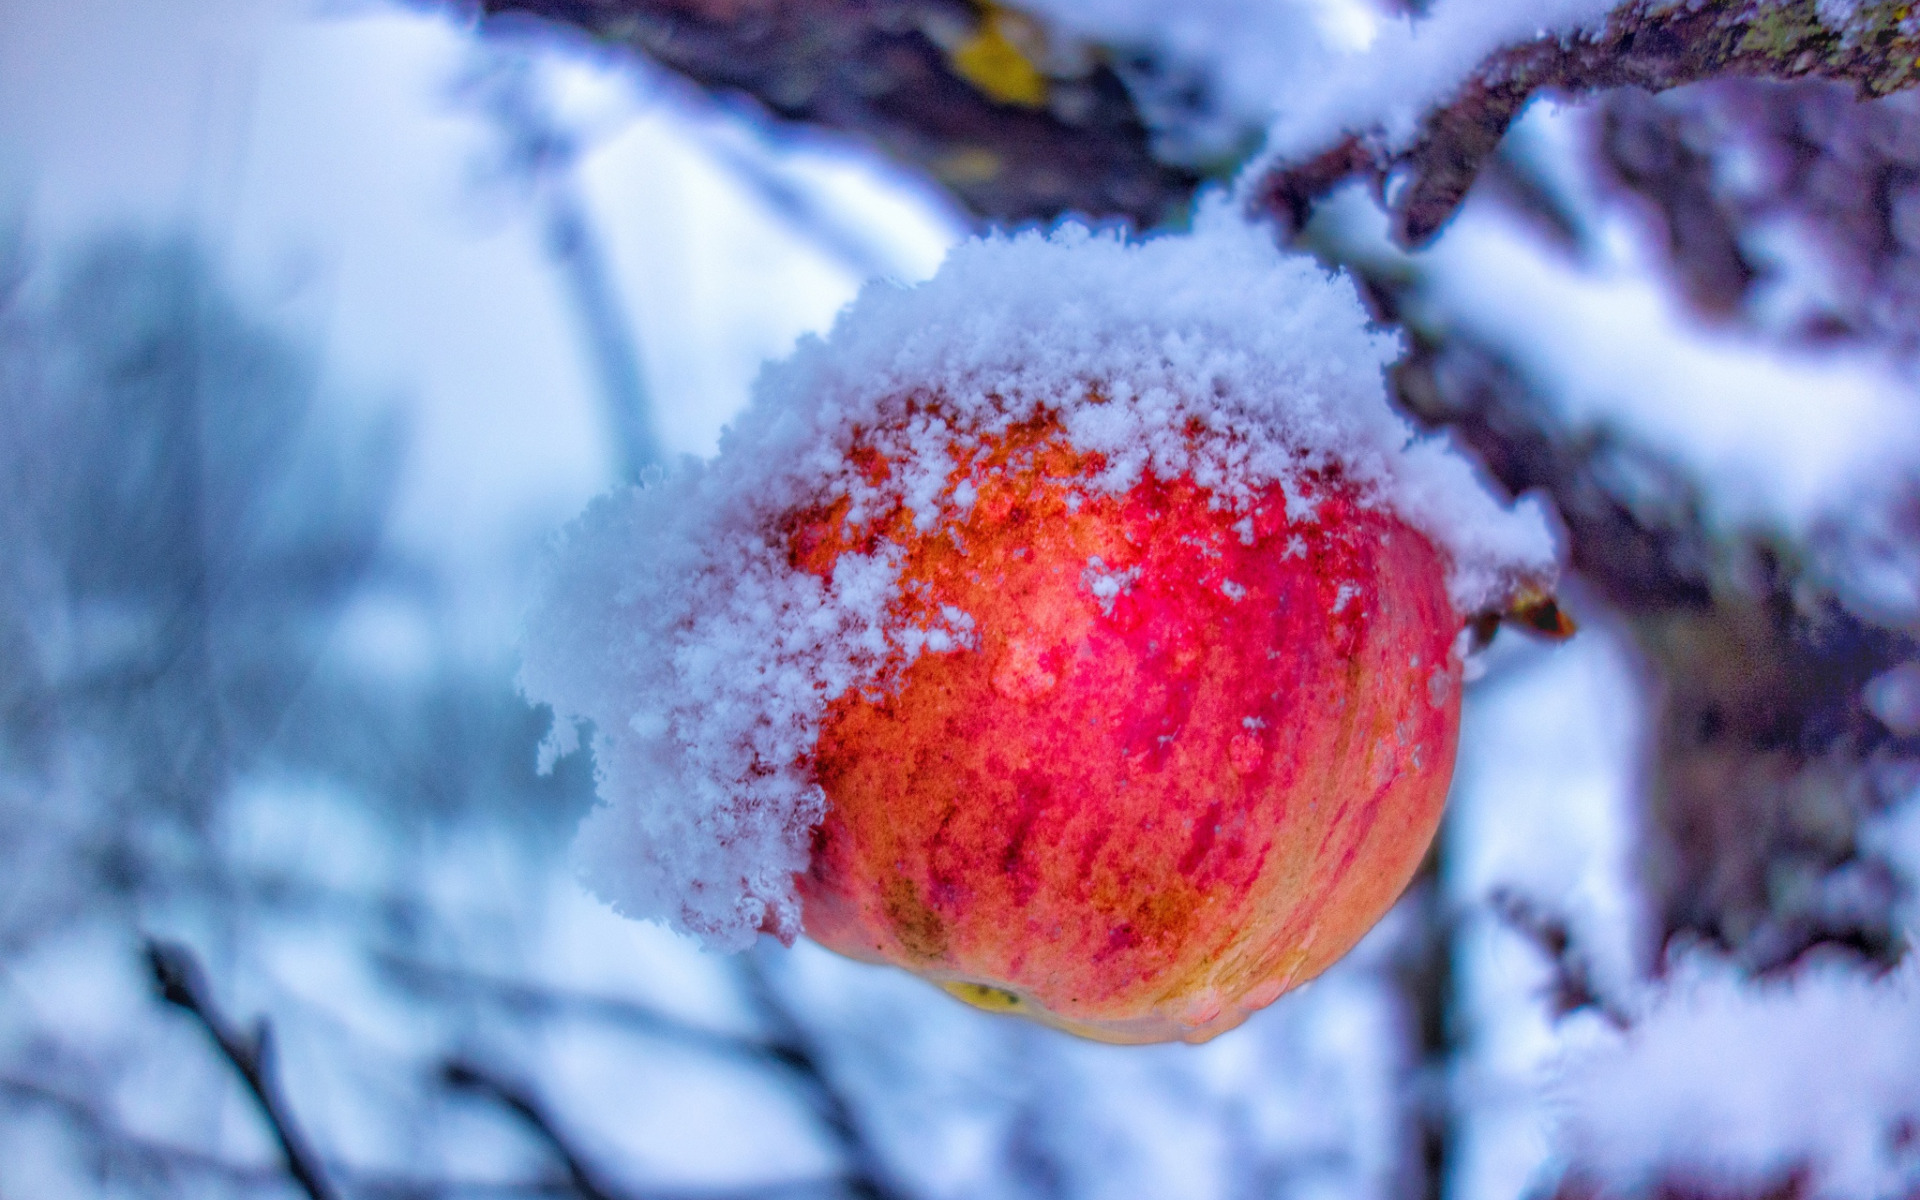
[783,410,1464,1044]
[518,214,1561,1042]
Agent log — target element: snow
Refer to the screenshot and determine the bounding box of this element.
[1558,956,1920,1200]
[1866,783,1920,942]
[1014,0,1377,161]
[1428,208,1917,531]
[1303,99,1920,536]
[1446,628,1649,1200]
[521,197,1558,952]
[1035,0,1917,178]
[1259,0,1624,163]
[1018,0,1625,166]
[15,0,1920,1195]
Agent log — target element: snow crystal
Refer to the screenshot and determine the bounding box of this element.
[1558,957,1920,1200]
[520,198,1556,950]
[1082,556,1143,615]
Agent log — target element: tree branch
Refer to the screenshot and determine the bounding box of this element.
[0,1073,289,1192]
[383,951,908,1199]
[738,953,910,1200]
[374,951,792,1068]
[143,938,339,1200]
[1253,0,1920,246]
[443,1058,628,1200]
[1488,887,1632,1028]
[1362,272,1920,972]
[460,0,1197,229]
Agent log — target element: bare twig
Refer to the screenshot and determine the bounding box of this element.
[374,951,788,1067]
[382,948,909,1199]
[0,1073,287,1192]
[459,46,663,480]
[443,1058,626,1200]
[0,1069,657,1199]
[438,1058,839,1200]
[143,937,339,1200]
[1488,888,1633,1029]
[738,952,909,1200]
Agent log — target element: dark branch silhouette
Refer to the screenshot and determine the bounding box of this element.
[376,951,793,1067]
[0,1073,289,1192]
[143,938,339,1200]
[1488,887,1633,1029]
[443,1058,628,1200]
[385,951,909,1199]
[739,953,911,1200]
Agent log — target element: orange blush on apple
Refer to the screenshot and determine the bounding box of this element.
[785,412,1462,1044]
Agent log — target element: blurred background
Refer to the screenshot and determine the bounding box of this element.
[3,1,1919,1197]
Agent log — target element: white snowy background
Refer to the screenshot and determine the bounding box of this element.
[3,0,1919,1198]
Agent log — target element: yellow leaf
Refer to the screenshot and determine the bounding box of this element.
[950,9,1049,108]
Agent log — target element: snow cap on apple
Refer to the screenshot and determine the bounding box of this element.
[519,199,1559,1044]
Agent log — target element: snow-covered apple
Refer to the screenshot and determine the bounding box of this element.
[519,203,1558,1044]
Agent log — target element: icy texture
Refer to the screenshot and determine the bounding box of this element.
[519,485,905,950]
[1560,958,1920,1200]
[521,201,1556,950]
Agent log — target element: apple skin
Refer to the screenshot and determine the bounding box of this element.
[786,414,1462,1044]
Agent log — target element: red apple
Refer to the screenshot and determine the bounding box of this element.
[783,410,1463,1044]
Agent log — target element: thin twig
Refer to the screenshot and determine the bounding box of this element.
[393,949,905,1198]
[0,1070,626,1198]
[1487,888,1633,1029]
[438,1060,827,1200]
[0,1073,286,1191]
[459,44,662,481]
[374,951,786,1067]
[386,950,907,1199]
[443,1058,625,1200]
[143,937,340,1200]
[737,952,909,1200]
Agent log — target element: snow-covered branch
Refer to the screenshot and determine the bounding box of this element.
[1254,1,1920,246]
